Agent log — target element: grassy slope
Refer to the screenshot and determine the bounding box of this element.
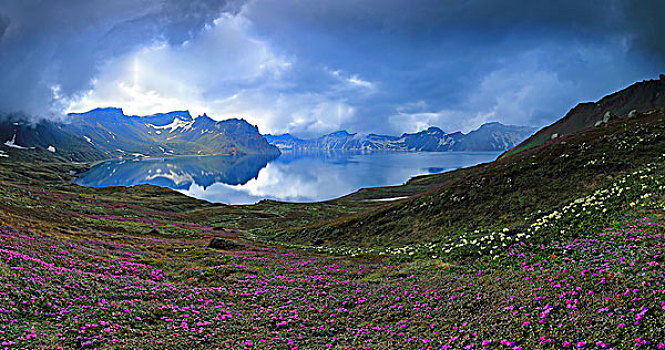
[268,109,665,247]
[6,108,662,249]
[502,76,665,158]
[1,114,665,349]
[0,146,377,241]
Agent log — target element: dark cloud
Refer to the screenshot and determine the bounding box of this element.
[0,15,8,40]
[99,0,241,56]
[622,1,665,61]
[0,0,232,119]
[0,0,663,135]
[243,0,624,43]
[239,0,663,134]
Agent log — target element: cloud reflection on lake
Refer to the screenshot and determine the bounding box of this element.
[77,152,500,204]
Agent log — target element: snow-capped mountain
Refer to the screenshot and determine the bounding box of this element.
[0,108,279,162]
[62,108,280,158]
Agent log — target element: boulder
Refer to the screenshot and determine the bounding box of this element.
[550,133,559,140]
[208,237,243,250]
[628,109,637,118]
[602,111,613,123]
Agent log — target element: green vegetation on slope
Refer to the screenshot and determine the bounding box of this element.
[502,75,665,158]
[1,119,665,349]
[2,84,665,349]
[267,109,665,248]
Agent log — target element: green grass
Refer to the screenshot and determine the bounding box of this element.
[2,106,665,349]
[267,109,665,247]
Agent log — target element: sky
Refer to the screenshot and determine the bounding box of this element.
[0,0,664,137]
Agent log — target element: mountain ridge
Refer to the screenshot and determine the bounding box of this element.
[0,108,280,162]
[264,122,536,152]
[503,74,665,158]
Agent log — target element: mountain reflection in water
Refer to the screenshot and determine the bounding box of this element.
[76,154,278,190]
[76,151,500,204]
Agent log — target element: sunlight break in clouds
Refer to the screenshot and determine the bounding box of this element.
[67,10,366,137]
[68,13,290,121]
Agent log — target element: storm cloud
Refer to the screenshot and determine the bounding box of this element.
[0,0,236,119]
[0,0,663,135]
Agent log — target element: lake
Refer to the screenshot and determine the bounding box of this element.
[76,151,500,204]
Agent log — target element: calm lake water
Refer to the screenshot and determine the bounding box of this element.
[76,151,500,204]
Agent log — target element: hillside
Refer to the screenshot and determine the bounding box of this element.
[503,75,665,157]
[1,83,665,349]
[0,118,107,162]
[264,122,536,152]
[269,108,665,247]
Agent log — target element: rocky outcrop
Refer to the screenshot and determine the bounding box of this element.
[208,238,244,250]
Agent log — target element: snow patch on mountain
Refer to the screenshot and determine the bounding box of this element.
[4,135,34,150]
[150,118,194,133]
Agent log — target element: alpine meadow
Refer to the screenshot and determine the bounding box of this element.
[2,1,665,349]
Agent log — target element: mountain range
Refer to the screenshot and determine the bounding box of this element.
[265,122,536,152]
[0,108,280,162]
[2,76,663,165]
[1,107,538,163]
[65,108,280,158]
[277,75,665,247]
